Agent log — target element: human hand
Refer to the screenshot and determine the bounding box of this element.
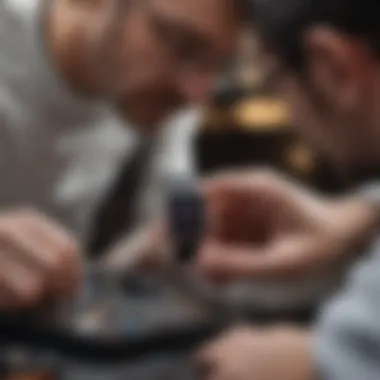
[195,326,315,380]
[0,209,82,310]
[197,169,378,282]
[104,169,378,281]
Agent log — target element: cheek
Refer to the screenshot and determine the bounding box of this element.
[99,18,168,92]
[280,83,339,153]
[121,15,173,83]
[282,87,321,139]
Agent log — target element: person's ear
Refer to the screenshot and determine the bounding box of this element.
[303,26,373,111]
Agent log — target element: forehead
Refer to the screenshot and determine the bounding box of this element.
[150,0,241,50]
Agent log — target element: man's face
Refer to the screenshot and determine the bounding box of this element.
[83,0,239,130]
[259,28,380,171]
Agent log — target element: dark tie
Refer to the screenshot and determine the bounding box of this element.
[88,139,153,258]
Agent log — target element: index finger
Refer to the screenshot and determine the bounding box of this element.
[196,235,324,281]
[19,211,83,298]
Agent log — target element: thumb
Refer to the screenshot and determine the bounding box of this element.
[196,236,324,282]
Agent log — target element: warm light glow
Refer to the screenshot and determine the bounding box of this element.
[233,98,290,131]
[286,143,315,175]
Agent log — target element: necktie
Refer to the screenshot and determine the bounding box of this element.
[88,139,153,258]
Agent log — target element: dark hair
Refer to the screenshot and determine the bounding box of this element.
[253,0,380,69]
[228,0,255,25]
[241,0,255,23]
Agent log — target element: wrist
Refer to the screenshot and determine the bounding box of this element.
[301,332,319,380]
[274,328,316,380]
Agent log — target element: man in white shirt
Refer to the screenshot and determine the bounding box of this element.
[0,0,248,309]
